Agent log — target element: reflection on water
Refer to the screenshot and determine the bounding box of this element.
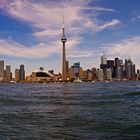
[0,81,140,139]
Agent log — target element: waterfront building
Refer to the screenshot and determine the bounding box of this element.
[87,70,93,81]
[73,62,80,79]
[125,58,136,80]
[126,63,131,79]
[131,64,136,79]
[137,69,140,80]
[91,67,97,80]
[78,67,84,80]
[15,69,20,82]
[3,70,6,80]
[0,60,4,81]
[26,70,54,83]
[20,64,25,81]
[116,67,123,80]
[66,60,69,74]
[68,62,81,81]
[83,70,88,81]
[107,60,115,78]
[68,67,74,81]
[105,68,112,81]
[61,20,67,82]
[5,65,11,82]
[96,69,104,81]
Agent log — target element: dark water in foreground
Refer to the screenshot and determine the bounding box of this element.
[0,81,140,140]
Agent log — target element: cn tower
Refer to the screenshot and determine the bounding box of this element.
[61,18,67,81]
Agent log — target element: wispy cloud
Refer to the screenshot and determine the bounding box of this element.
[0,0,121,61]
[33,29,60,38]
[84,18,120,33]
[82,6,115,12]
[0,38,81,58]
[137,15,140,19]
[96,19,120,32]
[0,0,119,36]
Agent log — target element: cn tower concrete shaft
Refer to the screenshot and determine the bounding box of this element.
[61,27,67,81]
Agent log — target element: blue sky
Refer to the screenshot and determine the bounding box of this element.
[0,0,140,75]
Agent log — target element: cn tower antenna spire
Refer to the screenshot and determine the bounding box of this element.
[62,16,64,28]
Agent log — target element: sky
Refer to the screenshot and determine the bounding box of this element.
[0,0,140,75]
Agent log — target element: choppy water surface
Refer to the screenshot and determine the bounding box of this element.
[0,81,140,139]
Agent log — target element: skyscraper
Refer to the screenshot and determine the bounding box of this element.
[100,54,108,70]
[72,62,80,79]
[116,66,123,80]
[15,69,20,82]
[125,58,136,80]
[20,64,25,81]
[105,68,112,81]
[101,54,107,65]
[96,69,104,81]
[61,20,67,81]
[0,60,4,81]
[66,60,69,75]
[5,65,11,82]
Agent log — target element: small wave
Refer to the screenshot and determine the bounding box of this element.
[125,91,140,96]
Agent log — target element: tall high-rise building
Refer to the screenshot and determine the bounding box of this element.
[15,69,20,82]
[100,54,108,70]
[107,60,114,68]
[116,67,123,80]
[105,68,112,81]
[72,62,80,78]
[5,65,11,82]
[115,58,119,68]
[96,69,104,81]
[125,58,136,80]
[20,64,25,81]
[78,67,84,80]
[0,60,4,81]
[61,20,67,81]
[69,67,74,81]
[101,54,107,65]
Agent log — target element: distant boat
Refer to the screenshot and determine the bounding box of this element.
[73,78,82,83]
[105,80,111,83]
[9,81,16,83]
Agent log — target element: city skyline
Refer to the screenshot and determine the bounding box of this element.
[0,0,140,74]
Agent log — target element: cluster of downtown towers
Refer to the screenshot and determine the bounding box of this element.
[0,61,25,82]
[63,55,137,82]
[61,24,138,82]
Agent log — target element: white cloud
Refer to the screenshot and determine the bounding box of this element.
[137,15,140,19]
[82,6,115,12]
[0,0,120,37]
[0,0,121,62]
[0,38,81,58]
[0,36,97,60]
[84,18,120,33]
[33,29,60,38]
[96,19,120,32]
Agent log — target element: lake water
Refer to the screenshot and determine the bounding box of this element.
[0,81,140,139]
